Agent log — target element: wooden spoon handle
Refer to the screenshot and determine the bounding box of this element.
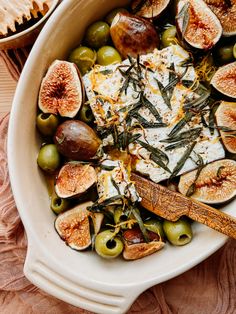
[188,201,236,239]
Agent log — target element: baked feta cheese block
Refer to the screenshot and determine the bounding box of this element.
[83,45,225,183]
[97,159,140,203]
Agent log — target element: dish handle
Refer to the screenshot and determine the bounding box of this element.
[24,238,146,314]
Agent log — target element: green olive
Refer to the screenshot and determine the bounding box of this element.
[217,44,234,64]
[105,8,128,25]
[79,104,94,123]
[114,207,130,229]
[50,195,70,214]
[68,46,96,75]
[161,26,177,48]
[233,43,236,59]
[97,46,122,66]
[163,218,193,246]
[36,113,59,137]
[85,21,110,49]
[144,219,164,239]
[95,230,123,258]
[37,144,61,173]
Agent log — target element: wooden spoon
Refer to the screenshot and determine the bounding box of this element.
[131,173,236,239]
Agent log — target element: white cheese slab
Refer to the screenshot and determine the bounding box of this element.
[83,45,225,183]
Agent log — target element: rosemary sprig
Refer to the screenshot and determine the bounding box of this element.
[136,139,169,163]
[184,90,211,111]
[111,177,121,195]
[161,127,202,143]
[141,94,163,123]
[155,78,172,109]
[131,112,167,128]
[99,69,113,75]
[169,141,196,180]
[100,164,116,171]
[186,153,204,197]
[87,195,124,212]
[131,206,150,243]
[150,153,171,173]
[168,111,193,137]
[176,2,190,36]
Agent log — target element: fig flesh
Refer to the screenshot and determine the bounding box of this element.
[204,0,236,36]
[211,62,236,99]
[55,162,97,198]
[131,0,171,19]
[176,0,222,50]
[122,227,164,260]
[39,60,84,118]
[110,12,159,58]
[215,101,236,154]
[54,120,101,161]
[178,159,236,204]
[55,202,93,250]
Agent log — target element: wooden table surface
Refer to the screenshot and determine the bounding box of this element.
[0,58,17,118]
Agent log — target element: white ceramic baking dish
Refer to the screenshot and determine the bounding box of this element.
[7,1,235,313]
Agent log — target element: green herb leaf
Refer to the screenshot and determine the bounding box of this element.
[169,141,196,180]
[150,153,171,173]
[131,206,150,243]
[99,69,113,75]
[168,111,193,137]
[141,94,163,123]
[161,127,202,143]
[186,153,204,197]
[155,78,172,109]
[136,139,169,164]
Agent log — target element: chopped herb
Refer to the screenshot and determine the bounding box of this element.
[169,141,196,180]
[99,69,113,75]
[184,90,210,111]
[88,195,124,212]
[131,206,150,243]
[165,138,196,151]
[136,139,169,164]
[161,127,202,143]
[168,111,193,137]
[150,153,171,173]
[186,153,205,197]
[100,164,116,171]
[182,79,194,88]
[131,112,167,128]
[141,94,163,123]
[111,177,121,195]
[155,78,171,109]
[176,2,190,36]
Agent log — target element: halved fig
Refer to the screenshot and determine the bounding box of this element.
[215,101,236,153]
[122,227,164,260]
[55,202,93,250]
[110,12,159,58]
[211,62,236,99]
[39,60,84,118]
[178,159,236,204]
[176,0,222,50]
[204,0,236,36]
[54,120,101,160]
[55,162,97,198]
[131,0,170,19]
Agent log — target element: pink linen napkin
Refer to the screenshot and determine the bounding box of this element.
[0,49,236,314]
